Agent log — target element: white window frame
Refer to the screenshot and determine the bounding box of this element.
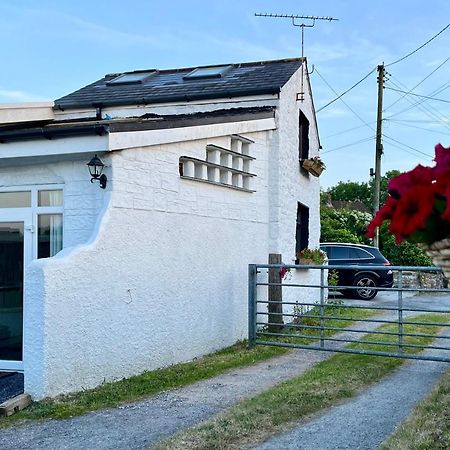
[0,184,64,260]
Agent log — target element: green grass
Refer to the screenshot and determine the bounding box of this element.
[258,302,377,346]
[153,314,449,450]
[0,304,376,426]
[379,366,450,450]
[0,342,287,426]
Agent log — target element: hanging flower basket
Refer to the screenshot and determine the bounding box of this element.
[301,157,325,177]
[367,143,450,279]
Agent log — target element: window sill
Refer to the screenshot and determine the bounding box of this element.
[180,176,255,193]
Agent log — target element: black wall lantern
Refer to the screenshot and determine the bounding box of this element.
[87,154,107,189]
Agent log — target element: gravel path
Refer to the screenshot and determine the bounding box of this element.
[0,318,389,450]
[1,296,448,450]
[0,373,23,404]
[254,338,450,450]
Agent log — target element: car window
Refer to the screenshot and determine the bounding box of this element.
[349,248,373,259]
[329,246,350,259]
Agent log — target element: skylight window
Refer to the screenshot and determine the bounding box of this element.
[183,65,231,80]
[107,72,155,85]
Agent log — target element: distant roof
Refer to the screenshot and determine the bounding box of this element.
[331,200,372,214]
[54,58,304,110]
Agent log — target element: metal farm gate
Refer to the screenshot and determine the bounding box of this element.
[248,262,450,362]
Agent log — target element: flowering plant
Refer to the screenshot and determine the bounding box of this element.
[367,144,450,245]
[296,248,327,264]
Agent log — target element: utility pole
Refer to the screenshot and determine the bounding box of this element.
[373,64,385,248]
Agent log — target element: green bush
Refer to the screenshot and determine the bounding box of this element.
[320,207,371,244]
[380,230,432,266]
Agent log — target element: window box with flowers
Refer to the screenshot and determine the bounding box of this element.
[367,143,450,278]
[301,156,326,177]
[296,248,327,268]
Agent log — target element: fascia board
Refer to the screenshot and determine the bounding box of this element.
[108,118,276,151]
[0,134,108,160]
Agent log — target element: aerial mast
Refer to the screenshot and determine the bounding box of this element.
[255,13,338,100]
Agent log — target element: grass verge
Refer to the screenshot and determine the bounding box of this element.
[0,342,286,426]
[258,300,377,345]
[379,366,450,450]
[153,313,449,450]
[0,305,375,426]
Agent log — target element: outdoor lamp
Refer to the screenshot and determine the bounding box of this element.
[87,154,107,189]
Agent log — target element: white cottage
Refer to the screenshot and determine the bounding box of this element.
[0,58,321,399]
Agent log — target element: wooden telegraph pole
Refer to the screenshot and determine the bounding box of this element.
[373,64,385,248]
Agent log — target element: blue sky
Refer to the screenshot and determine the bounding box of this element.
[1,0,450,188]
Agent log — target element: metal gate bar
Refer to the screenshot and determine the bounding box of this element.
[248,263,450,362]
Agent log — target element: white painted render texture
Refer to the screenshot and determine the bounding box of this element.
[4,62,321,398]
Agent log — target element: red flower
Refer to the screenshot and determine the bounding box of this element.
[366,196,398,238]
[434,143,450,177]
[279,266,289,280]
[368,143,450,245]
[389,185,435,242]
[435,173,450,221]
[388,164,433,199]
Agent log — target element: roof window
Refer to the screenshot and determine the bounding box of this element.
[107,72,155,85]
[183,65,231,80]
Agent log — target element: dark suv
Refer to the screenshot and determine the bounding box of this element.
[320,243,394,300]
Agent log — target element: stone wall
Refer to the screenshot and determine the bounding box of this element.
[394,270,445,289]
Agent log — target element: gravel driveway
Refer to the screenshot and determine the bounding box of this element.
[254,337,450,450]
[0,315,393,450]
[0,293,448,450]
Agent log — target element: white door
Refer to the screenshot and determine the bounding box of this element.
[0,211,32,372]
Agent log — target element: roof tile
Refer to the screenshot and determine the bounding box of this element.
[55,58,303,110]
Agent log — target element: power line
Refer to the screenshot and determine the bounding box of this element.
[384,79,450,120]
[386,119,450,136]
[324,122,377,139]
[383,55,450,112]
[321,136,375,154]
[389,118,450,124]
[386,23,450,67]
[388,76,450,128]
[383,134,434,158]
[314,67,374,131]
[384,139,432,163]
[315,67,377,113]
[385,76,450,129]
[385,86,450,104]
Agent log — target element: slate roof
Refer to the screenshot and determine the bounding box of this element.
[54,58,303,110]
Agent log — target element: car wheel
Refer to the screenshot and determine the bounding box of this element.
[352,274,378,300]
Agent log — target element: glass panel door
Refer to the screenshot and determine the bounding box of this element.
[0,222,24,364]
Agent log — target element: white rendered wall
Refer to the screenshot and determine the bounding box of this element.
[21,67,322,398]
[25,129,272,398]
[261,62,322,316]
[0,156,106,398]
[0,158,104,249]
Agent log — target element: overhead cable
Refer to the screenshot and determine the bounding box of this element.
[315,67,377,113]
[383,134,434,158]
[386,119,450,136]
[321,136,375,155]
[315,67,375,131]
[385,86,450,104]
[384,140,432,163]
[385,76,450,130]
[384,55,450,112]
[386,23,450,67]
